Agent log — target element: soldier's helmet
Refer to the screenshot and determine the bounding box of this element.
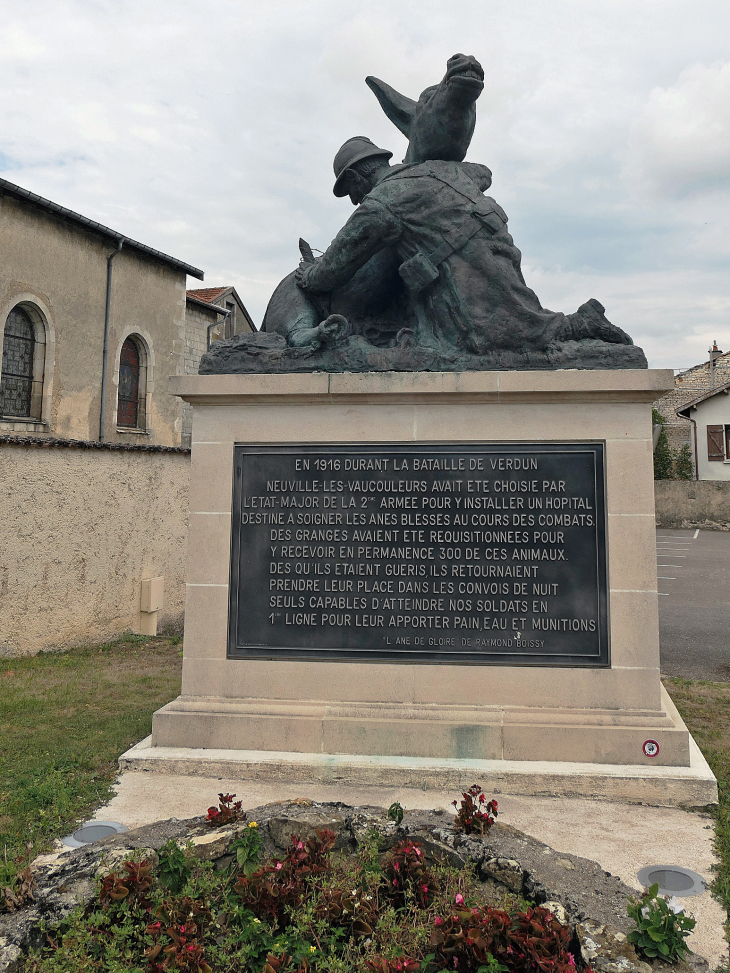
[333,137,393,197]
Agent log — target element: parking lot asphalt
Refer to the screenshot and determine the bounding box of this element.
[657,528,730,681]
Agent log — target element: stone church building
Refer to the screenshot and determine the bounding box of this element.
[0,177,254,655]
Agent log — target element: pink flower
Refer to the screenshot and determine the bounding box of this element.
[297,841,304,850]
[568,954,576,968]
[455,894,464,905]
[453,959,458,968]
[422,885,428,894]
[434,917,442,926]
[414,847,422,857]
[180,926,185,934]
[275,862,283,870]
[393,878,398,886]
[393,862,399,871]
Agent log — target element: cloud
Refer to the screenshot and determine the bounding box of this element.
[624,60,730,198]
[1,0,730,369]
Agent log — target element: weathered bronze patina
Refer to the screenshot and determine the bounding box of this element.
[202,54,646,374]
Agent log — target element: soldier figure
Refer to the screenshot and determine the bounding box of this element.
[295,136,631,354]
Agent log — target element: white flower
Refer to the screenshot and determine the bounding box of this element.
[641,907,650,919]
[666,897,685,915]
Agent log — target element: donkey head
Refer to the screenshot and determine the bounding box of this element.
[366,53,484,165]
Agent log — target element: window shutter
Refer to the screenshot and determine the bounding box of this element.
[707,425,724,461]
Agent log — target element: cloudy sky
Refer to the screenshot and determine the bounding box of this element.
[2,0,730,369]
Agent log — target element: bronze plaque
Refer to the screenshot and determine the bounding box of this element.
[228,443,608,666]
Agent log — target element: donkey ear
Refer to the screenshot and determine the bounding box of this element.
[366,76,417,138]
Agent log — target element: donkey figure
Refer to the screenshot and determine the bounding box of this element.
[261,54,486,347]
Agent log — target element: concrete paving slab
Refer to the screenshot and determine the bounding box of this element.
[96,769,728,968]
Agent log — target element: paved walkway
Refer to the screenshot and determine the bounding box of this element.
[97,774,728,967]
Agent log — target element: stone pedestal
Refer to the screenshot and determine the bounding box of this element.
[143,370,717,804]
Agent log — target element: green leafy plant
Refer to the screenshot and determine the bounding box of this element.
[452,785,498,836]
[674,442,694,480]
[157,839,192,895]
[231,821,264,876]
[388,801,405,826]
[653,425,674,479]
[627,883,695,962]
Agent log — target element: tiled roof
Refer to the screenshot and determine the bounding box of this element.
[676,379,730,416]
[187,287,231,303]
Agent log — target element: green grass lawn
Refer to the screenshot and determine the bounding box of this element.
[0,633,182,887]
[663,677,730,941]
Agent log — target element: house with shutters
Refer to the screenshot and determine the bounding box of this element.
[676,381,730,480]
[653,342,730,453]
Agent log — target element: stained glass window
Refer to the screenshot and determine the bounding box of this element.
[117,336,140,427]
[0,307,35,418]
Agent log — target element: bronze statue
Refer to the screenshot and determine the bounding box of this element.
[201,55,645,373]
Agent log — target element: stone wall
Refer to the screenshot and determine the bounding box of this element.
[655,479,730,528]
[0,437,191,656]
[653,352,730,451]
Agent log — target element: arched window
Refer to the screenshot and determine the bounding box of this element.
[1,306,40,418]
[117,335,147,429]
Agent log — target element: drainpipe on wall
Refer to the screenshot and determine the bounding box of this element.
[688,412,699,480]
[207,308,232,351]
[99,237,125,442]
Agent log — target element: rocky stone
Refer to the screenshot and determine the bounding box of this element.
[200,331,648,376]
[577,919,653,973]
[480,856,525,893]
[0,937,22,973]
[0,802,709,973]
[543,900,568,925]
[268,806,351,851]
